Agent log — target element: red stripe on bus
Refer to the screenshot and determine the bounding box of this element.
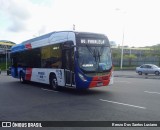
[25,43,32,49]
[25,68,32,81]
[89,73,111,88]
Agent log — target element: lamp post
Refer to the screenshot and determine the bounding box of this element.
[115,8,126,69]
[5,45,8,71]
[73,24,75,31]
[120,30,124,69]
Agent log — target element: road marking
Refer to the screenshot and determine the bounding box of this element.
[99,99,146,109]
[144,91,160,95]
[41,88,58,92]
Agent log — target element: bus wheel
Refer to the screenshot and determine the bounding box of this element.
[20,72,26,83]
[50,75,59,90]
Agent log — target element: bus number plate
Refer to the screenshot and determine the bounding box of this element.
[97,82,103,87]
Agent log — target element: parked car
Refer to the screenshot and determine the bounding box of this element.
[0,68,1,74]
[136,64,160,75]
[7,67,11,75]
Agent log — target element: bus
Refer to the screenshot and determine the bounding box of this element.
[10,31,113,90]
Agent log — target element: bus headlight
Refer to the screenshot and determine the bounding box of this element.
[78,73,87,82]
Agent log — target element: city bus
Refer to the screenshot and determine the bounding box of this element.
[10,31,113,90]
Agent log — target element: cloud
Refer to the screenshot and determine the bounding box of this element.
[0,0,31,32]
[7,20,27,32]
[1,0,160,47]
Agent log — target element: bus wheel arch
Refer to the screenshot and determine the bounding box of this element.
[49,73,59,90]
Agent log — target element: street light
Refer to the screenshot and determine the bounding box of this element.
[5,45,8,71]
[73,24,75,31]
[120,28,125,69]
[115,8,126,69]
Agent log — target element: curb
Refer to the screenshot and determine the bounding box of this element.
[114,75,160,79]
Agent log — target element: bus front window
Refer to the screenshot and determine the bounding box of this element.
[78,46,112,74]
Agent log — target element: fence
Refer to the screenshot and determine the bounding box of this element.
[113,57,160,67]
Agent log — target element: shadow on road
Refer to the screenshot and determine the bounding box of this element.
[9,80,112,97]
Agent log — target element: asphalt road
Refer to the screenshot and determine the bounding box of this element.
[0,71,160,129]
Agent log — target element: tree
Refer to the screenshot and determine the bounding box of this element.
[112,49,121,59]
[124,54,137,66]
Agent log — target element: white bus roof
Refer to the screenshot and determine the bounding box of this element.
[11,31,108,53]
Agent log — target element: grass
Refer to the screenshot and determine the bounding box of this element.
[114,66,136,71]
[0,62,11,70]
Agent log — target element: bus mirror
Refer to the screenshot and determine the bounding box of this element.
[63,41,74,49]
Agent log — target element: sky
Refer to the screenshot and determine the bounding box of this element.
[0,0,160,47]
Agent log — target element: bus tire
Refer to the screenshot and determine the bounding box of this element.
[20,71,26,83]
[50,74,59,90]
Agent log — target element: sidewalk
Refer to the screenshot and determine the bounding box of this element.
[0,71,9,76]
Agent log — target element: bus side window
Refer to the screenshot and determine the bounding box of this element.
[41,44,62,68]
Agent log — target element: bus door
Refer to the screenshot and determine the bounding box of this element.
[62,41,75,87]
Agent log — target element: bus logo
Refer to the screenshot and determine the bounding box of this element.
[25,43,32,49]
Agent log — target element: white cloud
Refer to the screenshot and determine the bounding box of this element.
[0,0,160,47]
[0,0,31,32]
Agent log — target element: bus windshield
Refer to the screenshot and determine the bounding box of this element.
[78,46,112,73]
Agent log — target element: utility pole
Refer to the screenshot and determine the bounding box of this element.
[5,45,8,71]
[73,24,75,31]
[115,8,126,69]
[120,31,124,69]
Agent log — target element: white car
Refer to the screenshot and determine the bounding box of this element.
[136,64,160,75]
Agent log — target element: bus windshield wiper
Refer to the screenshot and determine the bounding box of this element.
[86,44,94,56]
[86,45,99,62]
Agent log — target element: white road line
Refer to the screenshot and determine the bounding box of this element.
[99,99,146,109]
[144,91,160,95]
[41,88,58,92]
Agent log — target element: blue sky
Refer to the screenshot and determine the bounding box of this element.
[0,0,160,47]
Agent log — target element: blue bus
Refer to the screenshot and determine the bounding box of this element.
[10,31,113,90]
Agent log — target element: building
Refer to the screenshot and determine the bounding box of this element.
[0,40,16,63]
[110,41,117,48]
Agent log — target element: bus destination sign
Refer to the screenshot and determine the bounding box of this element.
[80,39,105,44]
